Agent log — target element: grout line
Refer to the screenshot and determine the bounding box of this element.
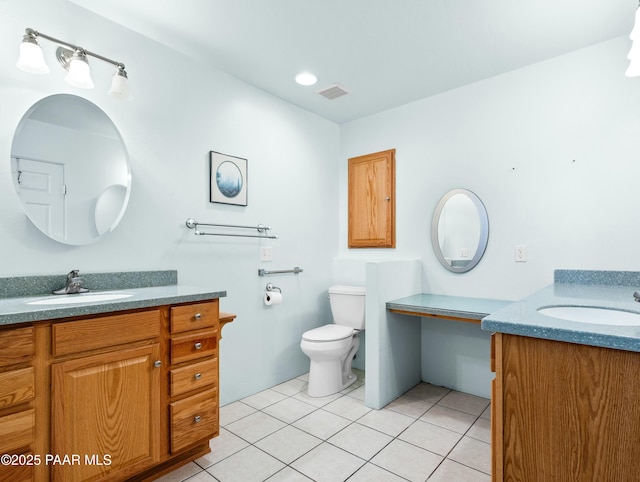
[178,377,491,482]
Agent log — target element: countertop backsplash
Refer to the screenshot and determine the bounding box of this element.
[0,270,178,299]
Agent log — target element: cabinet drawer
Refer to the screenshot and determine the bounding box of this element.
[170,358,218,397]
[171,329,217,365]
[170,388,217,453]
[0,409,34,453]
[171,300,219,334]
[0,367,35,409]
[52,309,160,356]
[0,327,34,367]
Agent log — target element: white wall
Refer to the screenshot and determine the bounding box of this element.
[0,0,340,405]
[340,37,640,397]
[4,0,640,404]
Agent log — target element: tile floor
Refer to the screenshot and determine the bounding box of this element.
[157,371,491,482]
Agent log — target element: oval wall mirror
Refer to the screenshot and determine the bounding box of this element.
[10,94,131,245]
[431,189,489,273]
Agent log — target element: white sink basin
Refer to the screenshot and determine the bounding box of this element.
[27,293,134,306]
[538,306,640,326]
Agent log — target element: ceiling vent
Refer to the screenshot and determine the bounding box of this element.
[317,83,349,100]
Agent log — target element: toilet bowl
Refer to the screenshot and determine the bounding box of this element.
[300,285,365,398]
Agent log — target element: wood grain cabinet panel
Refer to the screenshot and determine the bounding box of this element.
[170,329,218,365]
[0,327,34,367]
[170,388,218,453]
[0,462,33,482]
[52,310,160,356]
[0,409,34,453]
[0,367,34,409]
[171,301,219,333]
[0,327,35,482]
[348,149,395,248]
[51,345,161,482]
[493,333,640,481]
[170,358,218,397]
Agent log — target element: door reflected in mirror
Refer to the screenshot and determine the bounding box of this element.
[431,189,489,273]
[11,94,131,245]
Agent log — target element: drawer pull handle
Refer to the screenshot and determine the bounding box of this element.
[194,342,203,350]
[194,373,202,380]
[154,360,162,368]
[194,415,201,423]
[194,313,202,320]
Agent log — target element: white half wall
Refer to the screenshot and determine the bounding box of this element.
[334,258,422,409]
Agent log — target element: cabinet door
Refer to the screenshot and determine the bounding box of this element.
[500,334,640,481]
[51,345,161,482]
[348,149,395,248]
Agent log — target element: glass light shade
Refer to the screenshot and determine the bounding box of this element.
[108,70,131,100]
[625,58,640,77]
[17,40,50,74]
[65,54,94,89]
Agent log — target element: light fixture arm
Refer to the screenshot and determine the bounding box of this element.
[25,28,126,70]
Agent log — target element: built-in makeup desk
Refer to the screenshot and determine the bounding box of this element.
[386,293,511,323]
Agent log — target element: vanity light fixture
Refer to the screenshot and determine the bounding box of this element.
[59,49,94,89]
[627,6,640,76]
[17,28,131,99]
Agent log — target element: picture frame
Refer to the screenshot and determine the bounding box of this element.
[209,150,248,206]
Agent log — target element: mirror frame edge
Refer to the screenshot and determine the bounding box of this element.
[431,188,489,274]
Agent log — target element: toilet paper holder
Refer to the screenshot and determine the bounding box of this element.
[266,283,281,293]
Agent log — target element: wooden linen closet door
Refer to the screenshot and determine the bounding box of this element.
[348,148,395,248]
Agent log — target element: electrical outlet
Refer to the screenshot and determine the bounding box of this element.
[515,245,527,262]
[260,247,273,262]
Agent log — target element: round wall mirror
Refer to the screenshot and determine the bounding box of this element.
[10,94,131,245]
[431,189,489,273]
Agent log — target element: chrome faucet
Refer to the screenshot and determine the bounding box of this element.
[53,270,89,295]
[634,291,640,303]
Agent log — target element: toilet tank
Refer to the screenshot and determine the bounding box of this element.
[328,285,366,330]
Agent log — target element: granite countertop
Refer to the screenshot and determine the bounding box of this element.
[0,270,226,326]
[386,293,511,321]
[481,270,640,353]
[0,285,227,326]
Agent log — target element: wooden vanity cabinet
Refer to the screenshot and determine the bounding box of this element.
[491,332,640,481]
[0,327,36,482]
[0,297,232,482]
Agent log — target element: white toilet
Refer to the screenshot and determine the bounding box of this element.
[300,285,366,397]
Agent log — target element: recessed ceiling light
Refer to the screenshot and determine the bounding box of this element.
[295,72,317,86]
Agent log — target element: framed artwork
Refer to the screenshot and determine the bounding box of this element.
[209,151,247,206]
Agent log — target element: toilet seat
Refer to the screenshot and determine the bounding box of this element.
[302,324,354,342]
